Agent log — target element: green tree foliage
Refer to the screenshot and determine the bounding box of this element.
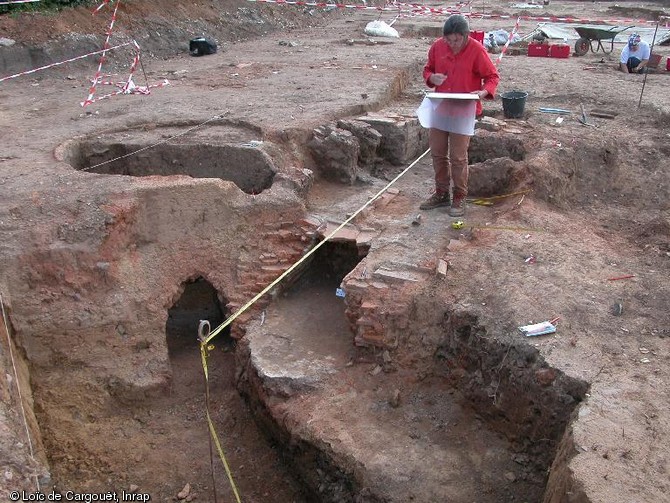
[1,0,96,16]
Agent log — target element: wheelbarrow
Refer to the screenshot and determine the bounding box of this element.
[573,25,634,56]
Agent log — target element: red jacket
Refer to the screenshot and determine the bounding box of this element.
[423,36,500,116]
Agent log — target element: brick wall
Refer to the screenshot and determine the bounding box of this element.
[226,216,323,338]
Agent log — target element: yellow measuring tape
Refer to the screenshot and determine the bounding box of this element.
[201,148,431,346]
[198,148,431,499]
[469,189,531,206]
[191,152,538,499]
[198,320,242,503]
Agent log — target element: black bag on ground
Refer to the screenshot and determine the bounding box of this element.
[189,37,217,57]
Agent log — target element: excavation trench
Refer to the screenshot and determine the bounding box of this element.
[19,236,371,501]
[56,122,278,194]
[22,121,608,501]
[239,287,589,502]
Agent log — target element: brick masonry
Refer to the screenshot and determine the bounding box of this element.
[226,216,323,338]
[222,185,435,347]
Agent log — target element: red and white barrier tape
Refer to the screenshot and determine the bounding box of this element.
[415,7,664,26]
[388,0,467,13]
[406,4,667,26]
[81,41,171,106]
[0,41,134,83]
[495,16,520,66]
[0,39,168,104]
[121,49,141,93]
[79,0,169,106]
[93,0,111,14]
[81,78,170,106]
[390,0,466,19]
[246,0,665,26]
[1,0,168,107]
[82,0,122,106]
[247,0,384,10]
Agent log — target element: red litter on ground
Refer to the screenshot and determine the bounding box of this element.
[607,274,635,281]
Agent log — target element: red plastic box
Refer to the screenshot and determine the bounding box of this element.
[648,53,662,68]
[471,31,485,44]
[549,44,570,58]
[528,42,549,57]
[667,56,670,71]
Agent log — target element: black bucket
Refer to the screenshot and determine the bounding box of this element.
[501,91,528,119]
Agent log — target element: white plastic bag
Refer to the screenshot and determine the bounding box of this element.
[364,20,399,38]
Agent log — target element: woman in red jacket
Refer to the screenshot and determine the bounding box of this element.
[419,14,500,217]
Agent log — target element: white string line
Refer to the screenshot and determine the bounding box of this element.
[0,292,41,491]
[75,113,229,174]
[0,0,40,5]
[0,41,135,83]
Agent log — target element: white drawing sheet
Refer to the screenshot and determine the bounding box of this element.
[416,95,477,136]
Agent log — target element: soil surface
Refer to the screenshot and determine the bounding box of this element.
[1,0,669,502]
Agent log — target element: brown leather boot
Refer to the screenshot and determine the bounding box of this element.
[448,193,466,217]
[419,192,450,210]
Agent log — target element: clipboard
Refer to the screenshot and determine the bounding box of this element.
[426,92,480,100]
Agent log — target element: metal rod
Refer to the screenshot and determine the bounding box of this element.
[638,20,660,109]
[539,107,571,114]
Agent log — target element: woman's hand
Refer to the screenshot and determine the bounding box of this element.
[429,73,447,86]
[472,90,490,99]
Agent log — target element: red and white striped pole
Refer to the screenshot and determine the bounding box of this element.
[83,0,122,106]
[495,16,520,66]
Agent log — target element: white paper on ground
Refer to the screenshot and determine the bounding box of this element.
[416,96,477,135]
[518,321,557,337]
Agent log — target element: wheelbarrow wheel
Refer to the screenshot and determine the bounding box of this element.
[574,37,590,56]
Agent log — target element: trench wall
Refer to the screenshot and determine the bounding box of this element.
[235,337,383,503]
[0,311,49,495]
[431,309,589,472]
[236,290,590,502]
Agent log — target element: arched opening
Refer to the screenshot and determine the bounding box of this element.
[290,239,368,293]
[159,277,306,500]
[166,277,233,354]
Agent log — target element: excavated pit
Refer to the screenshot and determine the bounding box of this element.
[3,0,670,500]
[239,271,589,502]
[11,112,625,501]
[17,234,373,501]
[56,122,278,194]
[22,124,604,503]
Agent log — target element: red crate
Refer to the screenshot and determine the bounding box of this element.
[648,53,662,69]
[549,44,570,58]
[471,31,485,44]
[528,42,550,57]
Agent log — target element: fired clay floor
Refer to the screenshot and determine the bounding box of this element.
[247,277,544,502]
